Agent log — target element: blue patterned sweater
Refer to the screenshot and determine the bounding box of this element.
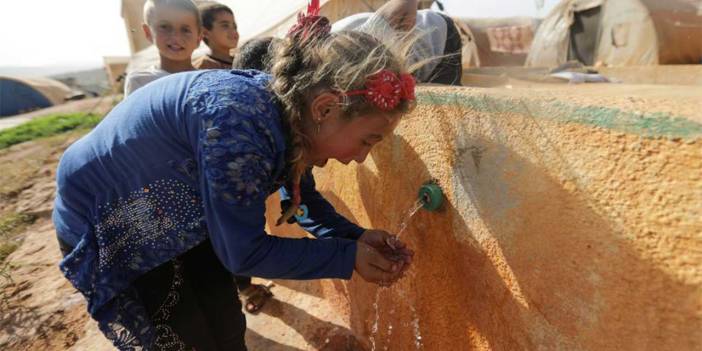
[52,70,364,348]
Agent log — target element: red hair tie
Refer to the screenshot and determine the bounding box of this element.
[287,0,330,40]
[346,70,416,111]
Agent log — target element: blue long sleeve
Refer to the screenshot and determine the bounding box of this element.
[197,103,358,280]
[279,170,366,240]
[202,186,357,280]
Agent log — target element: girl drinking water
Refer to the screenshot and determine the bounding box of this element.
[54,4,417,350]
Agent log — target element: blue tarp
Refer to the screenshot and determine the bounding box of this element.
[0,78,53,117]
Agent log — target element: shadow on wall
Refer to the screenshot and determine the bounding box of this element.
[321,127,700,350]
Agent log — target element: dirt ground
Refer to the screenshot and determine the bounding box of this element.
[0,112,363,351]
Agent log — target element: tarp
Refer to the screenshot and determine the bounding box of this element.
[0,77,72,117]
[640,0,702,64]
[453,19,481,68]
[526,0,659,67]
[121,0,150,54]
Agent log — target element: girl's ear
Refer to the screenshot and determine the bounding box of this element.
[143,24,154,43]
[311,92,341,123]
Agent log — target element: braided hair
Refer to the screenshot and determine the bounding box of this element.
[271,13,417,223]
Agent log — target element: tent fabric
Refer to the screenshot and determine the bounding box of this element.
[121,0,150,54]
[453,19,481,67]
[526,0,659,67]
[485,25,534,54]
[0,77,72,117]
[596,0,659,66]
[455,17,540,67]
[640,0,702,64]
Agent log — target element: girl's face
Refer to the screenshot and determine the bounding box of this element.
[144,6,201,62]
[308,109,401,168]
[204,12,239,51]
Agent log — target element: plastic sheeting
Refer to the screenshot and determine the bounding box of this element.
[0,77,71,117]
[641,0,702,64]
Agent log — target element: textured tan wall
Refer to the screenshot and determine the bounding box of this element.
[266,84,702,350]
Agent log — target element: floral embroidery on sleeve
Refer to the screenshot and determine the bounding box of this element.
[189,70,282,208]
[201,119,276,207]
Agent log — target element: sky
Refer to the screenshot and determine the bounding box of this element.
[0,0,561,69]
[437,0,560,18]
[0,0,131,68]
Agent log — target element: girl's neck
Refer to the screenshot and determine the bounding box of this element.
[159,57,194,73]
[208,47,233,64]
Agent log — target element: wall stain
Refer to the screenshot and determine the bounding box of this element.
[417,91,702,140]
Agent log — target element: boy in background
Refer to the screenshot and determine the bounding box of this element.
[193,2,239,69]
[124,0,202,95]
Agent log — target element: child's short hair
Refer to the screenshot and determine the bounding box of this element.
[199,2,233,30]
[198,2,234,45]
[232,37,281,72]
[143,0,201,28]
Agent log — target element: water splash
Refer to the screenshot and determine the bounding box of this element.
[369,289,381,351]
[410,304,424,349]
[394,271,423,350]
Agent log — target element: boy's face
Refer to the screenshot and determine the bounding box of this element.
[204,11,239,50]
[143,5,201,62]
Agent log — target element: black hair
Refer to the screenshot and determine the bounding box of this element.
[199,2,234,45]
[231,37,282,72]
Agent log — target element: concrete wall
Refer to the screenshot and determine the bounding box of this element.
[463,65,702,86]
[266,84,702,350]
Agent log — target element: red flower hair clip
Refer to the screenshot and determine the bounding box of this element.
[346,70,416,111]
[287,0,330,41]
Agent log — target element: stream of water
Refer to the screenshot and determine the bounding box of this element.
[369,198,426,350]
[396,199,424,241]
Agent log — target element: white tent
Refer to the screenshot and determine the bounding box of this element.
[526,0,659,67]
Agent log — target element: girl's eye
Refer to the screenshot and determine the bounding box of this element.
[362,141,372,147]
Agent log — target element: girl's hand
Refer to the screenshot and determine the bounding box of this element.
[354,241,405,287]
[359,229,414,267]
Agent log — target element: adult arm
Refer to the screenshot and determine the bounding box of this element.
[374,0,418,31]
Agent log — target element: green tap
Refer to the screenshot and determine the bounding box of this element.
[418,181,444,211]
